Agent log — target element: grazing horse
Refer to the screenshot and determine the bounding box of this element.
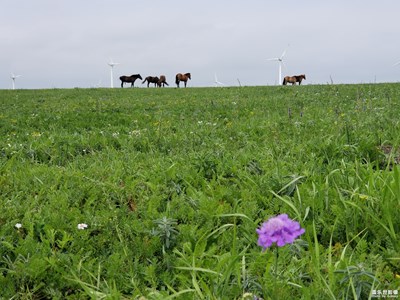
[283,74,306,85]
[158,75,169,87]
[142,76,160,87]
[120,74,142,88]
[175,73,191,88]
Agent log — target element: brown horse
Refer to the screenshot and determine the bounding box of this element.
[175,73,191,88]
[120,74,142,88]
[283,74,306,85]
[142,76,160,88]
[158,75,169,87]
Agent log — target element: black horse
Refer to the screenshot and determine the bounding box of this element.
[120,74,142,88]
[142,76,160,88]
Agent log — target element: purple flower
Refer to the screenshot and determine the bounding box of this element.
[256,214,305,249]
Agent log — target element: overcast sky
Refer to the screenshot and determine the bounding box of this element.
[2,0,400,89]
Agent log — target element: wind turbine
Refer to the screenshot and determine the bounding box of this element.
[267,47,288,85]
[93,79,102,88]
[214,73,225,87]
[11,73,21,90]
[108,59,120,88]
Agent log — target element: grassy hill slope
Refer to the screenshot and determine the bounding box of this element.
[1,84,399,299]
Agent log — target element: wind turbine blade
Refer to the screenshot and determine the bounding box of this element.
[214,73,225,86]
[280,44,290,59]
[393,61,400,66]
[267,58,279,61]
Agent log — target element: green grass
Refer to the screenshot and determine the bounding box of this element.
[1,84,399,299]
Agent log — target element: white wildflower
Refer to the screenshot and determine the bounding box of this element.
[77,223,88,230]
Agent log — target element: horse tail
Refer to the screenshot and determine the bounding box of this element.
[142,79,147,84]
[282,78,287,85]
[175,74,180,85]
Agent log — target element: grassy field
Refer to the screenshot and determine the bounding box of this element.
[0,84,399,299]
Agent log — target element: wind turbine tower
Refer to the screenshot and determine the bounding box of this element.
[108,59,120,88]
[11,73,21,90]
[267,47,288,85]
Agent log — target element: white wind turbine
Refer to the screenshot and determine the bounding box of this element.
[11,73,21,90]
[93,79,102,88]
[108,59,120,88]
[267,47,288,85]
[214,73,225,87]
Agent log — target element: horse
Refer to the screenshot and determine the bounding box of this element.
[119,74,142,88]
[142,76,160,88]
[282,74,306,85]
[175,73,191,88]
[158,75,169,87]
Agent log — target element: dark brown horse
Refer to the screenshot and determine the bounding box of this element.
[142,76,160,88]
[158,75,169,87]
[119,74,142,88]
[175,73,191,88]
[283,74,306,85]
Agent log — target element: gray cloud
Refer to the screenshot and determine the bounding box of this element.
[1,0,399,89]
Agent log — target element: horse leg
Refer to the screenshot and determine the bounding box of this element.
[121,81,124,88]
